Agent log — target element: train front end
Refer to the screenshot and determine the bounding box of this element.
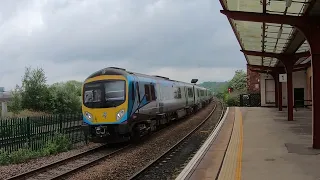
[82,74,130,143]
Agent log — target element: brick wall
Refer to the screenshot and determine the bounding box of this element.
[247,67,260,93]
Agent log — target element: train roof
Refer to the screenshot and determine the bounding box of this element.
[86,67,129,79]
[86,67,209,90]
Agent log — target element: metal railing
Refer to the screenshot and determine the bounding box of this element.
[239,93,261,107]
[0,113,88,153]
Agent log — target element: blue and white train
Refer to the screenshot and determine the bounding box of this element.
[81,67,213,143]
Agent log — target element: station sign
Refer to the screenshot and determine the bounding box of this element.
[279,74,287,82]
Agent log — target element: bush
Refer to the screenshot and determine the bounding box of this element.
[0,133,72,165]
[225,95,239,106]
[42,133,72,155]
[49,83,82,114]
[224,92,241,106]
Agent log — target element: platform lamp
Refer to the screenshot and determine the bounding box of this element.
[266,69,270,79]
[191,79,198,84]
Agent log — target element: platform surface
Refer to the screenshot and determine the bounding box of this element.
[181,107,320,180]
[238,107,320,180]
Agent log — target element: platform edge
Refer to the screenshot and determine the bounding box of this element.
[175,107,230,180]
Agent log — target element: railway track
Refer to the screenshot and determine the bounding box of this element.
[128,101,225,180]
[5,101,218,180]
[5,144,129,180]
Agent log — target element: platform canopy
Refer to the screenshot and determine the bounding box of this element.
[219,0,316,67]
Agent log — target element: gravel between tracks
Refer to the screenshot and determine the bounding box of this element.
[66,101,217,180]
[0,142,103,180]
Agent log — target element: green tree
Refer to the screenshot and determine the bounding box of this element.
[228,70,247,93]
[64,80,82,96]
[20,67,52,112]
[215,82,228,99]
[199,81,228,93]
[49,82,81,114]
[214,69,247,106]
[6,67,82,115]
[225,69,247,106]
[7,85,23,116]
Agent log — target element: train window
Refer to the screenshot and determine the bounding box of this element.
[136,82,141,101]
[84,89,102,103]
[188,88,193,98]
[104,81,125,101]
[197,89,200,97]
[174,87,182,99]
[131,82,135,101]
[150,84,156,100]
[174,88,178,99]
[144,84,151,101]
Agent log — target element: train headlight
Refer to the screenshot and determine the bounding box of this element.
[116,109,125,121]
[85,111,93,121]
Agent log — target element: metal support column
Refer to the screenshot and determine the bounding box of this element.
[278,80,282,111]
[303,27,320,149]
[279,58,295,121]
[271,73,279,108]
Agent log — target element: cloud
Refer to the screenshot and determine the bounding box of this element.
[0,0,245,90]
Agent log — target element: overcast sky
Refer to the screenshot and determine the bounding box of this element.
[0,0,246,90]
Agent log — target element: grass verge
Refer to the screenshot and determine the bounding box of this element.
[0,133,72,165]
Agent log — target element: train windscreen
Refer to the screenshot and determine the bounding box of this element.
[83,80,126,108]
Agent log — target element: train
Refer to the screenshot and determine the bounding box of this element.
[81,67,214,143]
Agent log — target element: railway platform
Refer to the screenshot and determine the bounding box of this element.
[176,107,320,180]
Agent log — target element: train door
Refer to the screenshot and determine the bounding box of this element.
[139,81,157,115]
[157,82,164,113]
[132,76,141,114]
[136,79,141,99]
[193,86,196,103]
[184,86,188,107]
[153,81,160,113]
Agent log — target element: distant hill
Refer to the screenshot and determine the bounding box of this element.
[198,81,228,93]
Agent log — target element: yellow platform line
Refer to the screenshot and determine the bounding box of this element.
[218,107,243,180]
[235,108,243,180]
